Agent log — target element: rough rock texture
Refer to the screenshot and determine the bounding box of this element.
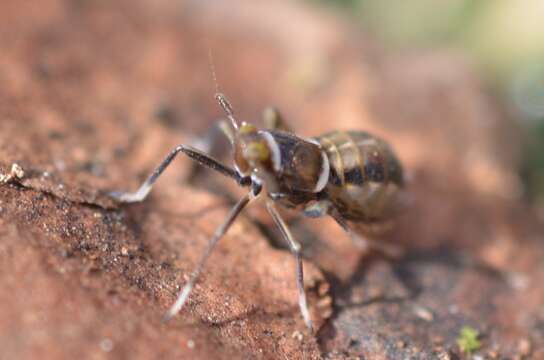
[0,0,543,359]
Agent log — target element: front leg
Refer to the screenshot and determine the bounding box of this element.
[110,145,250,203]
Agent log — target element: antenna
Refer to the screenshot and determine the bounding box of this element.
[208,48,239,130]
[208,48,220,96]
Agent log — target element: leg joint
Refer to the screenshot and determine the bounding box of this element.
[174,144,187,153]
[291,241,301,253]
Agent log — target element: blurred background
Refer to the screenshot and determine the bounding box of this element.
[312,0,544,209]
[1,0,543,358]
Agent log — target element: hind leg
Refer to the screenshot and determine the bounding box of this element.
[302,200,402,258]
[262,107,293,132]
[328,207,403,258]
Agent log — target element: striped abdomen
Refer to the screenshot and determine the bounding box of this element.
[315,131,403,222]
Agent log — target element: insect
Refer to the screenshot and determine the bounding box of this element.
[110,93,404,333]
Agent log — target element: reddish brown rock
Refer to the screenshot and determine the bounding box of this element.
[0,0,542,359]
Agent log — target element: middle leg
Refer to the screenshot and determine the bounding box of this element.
[266,200,313,333]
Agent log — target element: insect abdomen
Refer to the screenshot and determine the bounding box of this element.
[315,131,403,222]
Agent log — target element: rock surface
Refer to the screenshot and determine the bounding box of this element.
[0,0,542,359]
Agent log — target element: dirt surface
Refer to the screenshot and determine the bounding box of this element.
[1,0,543,359]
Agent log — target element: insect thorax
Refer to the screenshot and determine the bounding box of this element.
[235,129,329,204]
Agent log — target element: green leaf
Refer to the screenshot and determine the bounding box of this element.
[457,326,482,355]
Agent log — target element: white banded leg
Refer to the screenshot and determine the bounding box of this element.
[110,145,250,203]
[266,200,313,333]
[112,92,244,203]
[164,185,260,321]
